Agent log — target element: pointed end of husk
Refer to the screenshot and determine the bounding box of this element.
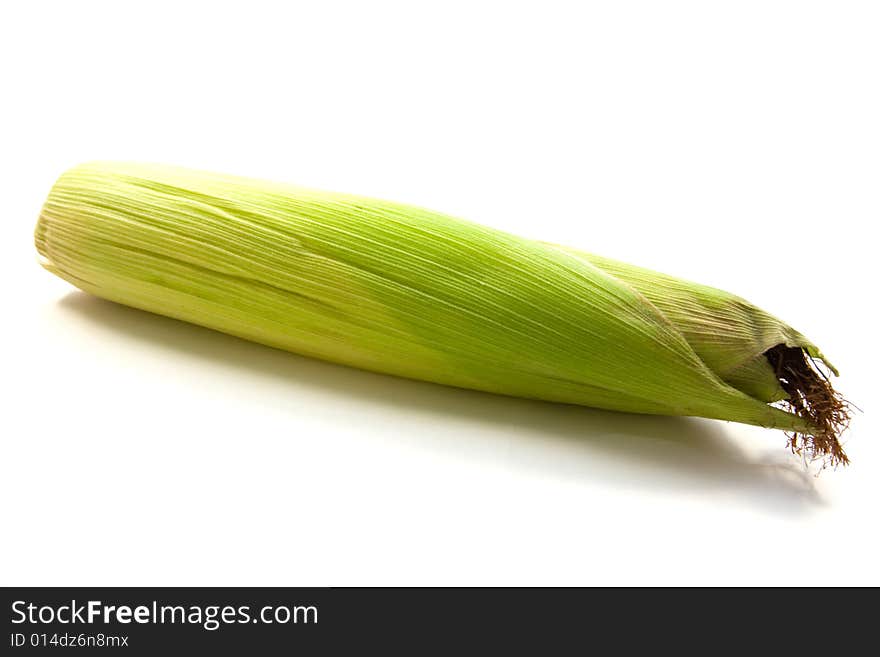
[765,344,853,468]
[800,343,840,377]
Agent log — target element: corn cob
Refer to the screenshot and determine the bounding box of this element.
[35,162,850,465]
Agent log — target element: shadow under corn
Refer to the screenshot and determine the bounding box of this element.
[57,291,824,515]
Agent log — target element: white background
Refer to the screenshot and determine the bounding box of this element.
[1,1,877,585]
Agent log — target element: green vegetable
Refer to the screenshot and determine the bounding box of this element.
[35,162,850,465]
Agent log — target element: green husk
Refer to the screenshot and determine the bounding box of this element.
[35,162,850,465]
[553,248,838,400]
